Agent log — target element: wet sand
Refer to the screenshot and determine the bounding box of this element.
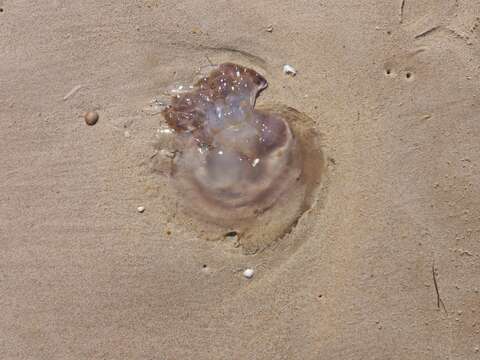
[1,1,480,358]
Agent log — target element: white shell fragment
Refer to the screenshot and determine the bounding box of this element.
[283,64,297,76]
[243,268,255,279]
[137,206,145,213]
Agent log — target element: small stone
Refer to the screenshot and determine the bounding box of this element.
[266,24,273,32]
[84,111,99,126]
[137,206,145,213]
[243,268,254,279]
[283,64,297,76]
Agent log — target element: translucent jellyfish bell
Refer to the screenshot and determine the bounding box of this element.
[155,63,324,253]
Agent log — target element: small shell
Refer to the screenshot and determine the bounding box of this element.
[84,111,99,126]
[283,64,297,76]
[243,268,255,279]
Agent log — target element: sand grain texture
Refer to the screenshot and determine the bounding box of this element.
[1,1,480,359]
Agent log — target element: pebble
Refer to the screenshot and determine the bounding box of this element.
[266,24,273,32]
[84,111,99,126]
[243,268,255,279]
[137,206,145,213]
[283,64,297,76]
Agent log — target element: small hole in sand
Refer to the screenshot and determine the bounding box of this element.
[406,72,412,79]
[225,231,238,238]
[166,230,172,235]
[386,69,391,75]
[202,264,207,268]
[0,8,4,12]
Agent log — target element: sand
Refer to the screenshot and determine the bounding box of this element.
[1,1,480,359]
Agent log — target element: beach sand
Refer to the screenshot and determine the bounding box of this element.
[1,1,480,358]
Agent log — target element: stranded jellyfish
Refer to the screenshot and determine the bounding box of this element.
[155,63,323,253]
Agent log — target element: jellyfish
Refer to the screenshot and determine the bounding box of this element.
[158,63,323,253]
